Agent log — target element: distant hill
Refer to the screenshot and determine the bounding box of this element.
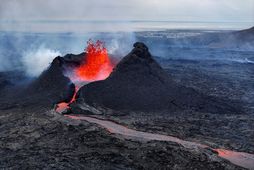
[234,26,254,42]
[204,26,254,50]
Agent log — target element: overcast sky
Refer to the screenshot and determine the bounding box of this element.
[0,0,253,22]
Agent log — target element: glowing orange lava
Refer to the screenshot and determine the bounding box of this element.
[75,40,113,81]
[55,86,79,113]
[56,40,114,113]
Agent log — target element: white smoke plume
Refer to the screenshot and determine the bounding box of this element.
[21,46,61,77]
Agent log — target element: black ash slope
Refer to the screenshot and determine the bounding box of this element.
[4,53,85,110]
[27,57,75,105]
[75,42,242,114]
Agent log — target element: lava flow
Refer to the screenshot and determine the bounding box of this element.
[55,86,79,113]
[75,39,113,81]
[65,115,254,170]
[56,40,114,113]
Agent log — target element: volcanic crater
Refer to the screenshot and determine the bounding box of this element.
[48,42,243,115]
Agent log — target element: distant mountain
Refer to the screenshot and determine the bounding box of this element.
[136,27,254,52]
[197,27,254,50]
[234,26,254,42]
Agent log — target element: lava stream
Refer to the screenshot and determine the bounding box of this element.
[55,86,79,113]
[56,40,114,113]
[65,115,254,170]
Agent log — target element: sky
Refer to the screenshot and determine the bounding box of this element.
[0,0,253,22]
[0,0,254,32]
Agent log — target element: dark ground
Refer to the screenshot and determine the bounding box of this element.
[0,29,254,169]
[0,56,253,169]
[0,109,243,170]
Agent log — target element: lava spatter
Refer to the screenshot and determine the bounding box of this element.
[75,39,113,81]
[56,40,114,113]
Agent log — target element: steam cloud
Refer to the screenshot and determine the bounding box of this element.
[0,0,251,78]
[21,46,61,77]
[0,31,136,79]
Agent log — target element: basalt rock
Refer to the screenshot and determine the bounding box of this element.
[75,42,242,114]
[62,52,86,66]
[26,56,75,106]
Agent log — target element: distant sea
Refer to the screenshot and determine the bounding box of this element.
[0,20,253,33]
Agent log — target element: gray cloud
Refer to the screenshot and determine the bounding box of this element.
[0,0,253,22]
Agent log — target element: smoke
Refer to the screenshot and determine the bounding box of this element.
[0,0,252,76]
[21,46,61,77]
[97,32,137,57]
[0,0,251,80]
[0,30,136,79]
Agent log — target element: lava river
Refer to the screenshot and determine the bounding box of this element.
[65,115,254,170]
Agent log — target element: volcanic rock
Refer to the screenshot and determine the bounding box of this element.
[75,42,241,114]
[0,110,243,170]
[0,71,27,91]
[26,56,75,106]
[63,52,86,65]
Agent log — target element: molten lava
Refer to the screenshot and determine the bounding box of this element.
[75,40,113,81]
[56,40,114,113]
[55,86,79,113]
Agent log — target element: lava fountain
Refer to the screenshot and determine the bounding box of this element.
[56,40,114,113]
[75,39,113,81]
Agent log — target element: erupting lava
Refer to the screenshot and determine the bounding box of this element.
[56,40,114,113]
[75,40,113,81]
